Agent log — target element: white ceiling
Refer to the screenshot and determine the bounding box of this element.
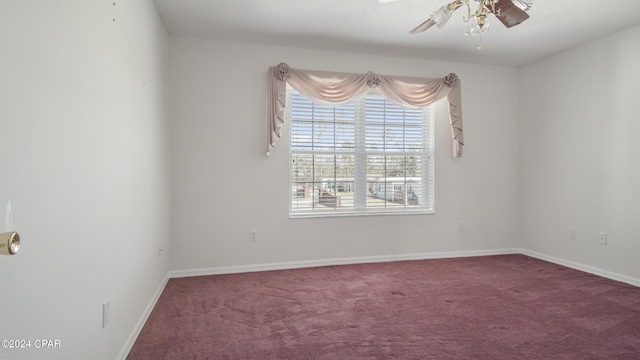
[153,0,640,66]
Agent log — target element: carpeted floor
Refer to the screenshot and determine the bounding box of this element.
[127,255,640,359]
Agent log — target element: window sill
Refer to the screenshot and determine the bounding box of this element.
[289,208,435,219]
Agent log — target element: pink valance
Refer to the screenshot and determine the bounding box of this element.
[267,63,463,158]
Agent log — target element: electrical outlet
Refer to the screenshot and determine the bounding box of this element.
[457,220,464,232]
[102,300,110,328]
[158,247,164,258]
[250,230,257,242]
[598,232,607,245]
[569,227,576,240]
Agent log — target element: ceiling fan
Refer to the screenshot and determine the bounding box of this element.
[383,0,534,47]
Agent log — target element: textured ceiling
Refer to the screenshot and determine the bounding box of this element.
[153,0,640,66]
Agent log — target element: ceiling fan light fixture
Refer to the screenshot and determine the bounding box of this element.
[410,0,532,48]
[430,4,456,28]
[468,15,490,36]
[510,0,534,12]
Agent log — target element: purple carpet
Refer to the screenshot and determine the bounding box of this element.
[127,255,640,359]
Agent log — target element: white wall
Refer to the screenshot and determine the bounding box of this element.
[169,37,521,272]
[0,1,170,360]
[520,25,640,280]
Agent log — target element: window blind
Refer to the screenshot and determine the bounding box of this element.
[289,88,434,217]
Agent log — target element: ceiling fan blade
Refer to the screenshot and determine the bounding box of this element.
[409,18,435,34]
[488,0,530,28]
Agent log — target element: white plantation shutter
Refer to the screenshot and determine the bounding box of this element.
[289,88,434,217]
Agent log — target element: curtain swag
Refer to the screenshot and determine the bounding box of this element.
[267,63,464,158]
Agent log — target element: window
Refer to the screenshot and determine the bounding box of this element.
[289,88,434,217]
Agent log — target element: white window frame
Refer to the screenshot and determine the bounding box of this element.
[288,86,435,218]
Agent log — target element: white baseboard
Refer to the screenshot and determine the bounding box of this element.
[520,248,640,288]
[117,273,170,360]
[168,248,520,278]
